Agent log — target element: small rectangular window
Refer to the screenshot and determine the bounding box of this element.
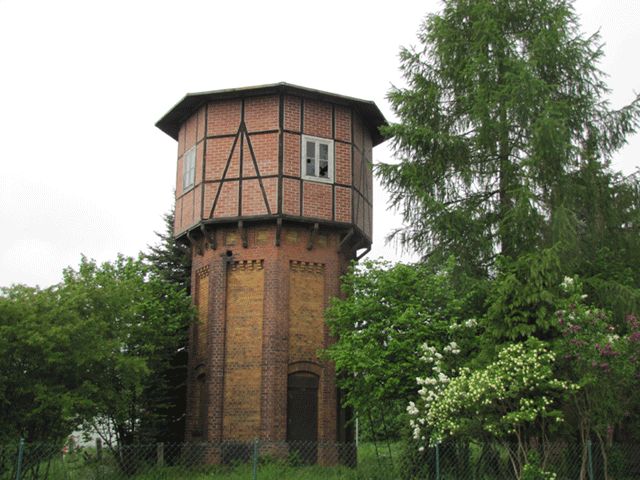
[183,147,196,191]
[301,135,334,183]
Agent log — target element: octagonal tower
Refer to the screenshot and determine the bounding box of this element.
[156,83,385,458]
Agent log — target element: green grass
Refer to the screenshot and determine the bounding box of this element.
[131,463,358,480]
[3,443,404,480]
[126,443,403,480]
[6,441,640,480]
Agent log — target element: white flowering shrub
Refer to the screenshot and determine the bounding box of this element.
[409,338,578,447]
[407,320,477,450]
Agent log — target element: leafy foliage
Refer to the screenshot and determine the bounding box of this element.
[485,246,564,341]
[59,255,193,448]
[553,277,640,474]
[0,255,193,448]
[0,285,95,443]
[409,337,577,478]
[411,339,575,443]
[325,258,482,438]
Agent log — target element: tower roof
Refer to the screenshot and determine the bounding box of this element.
[156,82,387,146]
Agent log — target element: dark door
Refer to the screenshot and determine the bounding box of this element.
[287,372,318,463]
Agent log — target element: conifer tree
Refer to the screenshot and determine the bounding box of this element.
[145,210,191,294]
[380,0,640,280]
[144,210,192,443]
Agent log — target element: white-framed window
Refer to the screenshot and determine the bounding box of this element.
[301,135,334,183]
[183,146,196,191]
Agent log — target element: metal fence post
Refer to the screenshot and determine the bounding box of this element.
[587,439,594,480]
[157,442,164,467]
[94,437,103,480]
[435,443,440,480]
[15,438,24,480]
[96,438,102,461]
[252,438,259,480]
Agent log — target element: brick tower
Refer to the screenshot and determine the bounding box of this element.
[156,83,385,456]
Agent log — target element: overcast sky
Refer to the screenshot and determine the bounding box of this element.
[0,0,638,288]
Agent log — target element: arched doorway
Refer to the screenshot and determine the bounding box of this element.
[287,372,319,463]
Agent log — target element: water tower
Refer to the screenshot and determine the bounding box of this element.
[156,83,385,458]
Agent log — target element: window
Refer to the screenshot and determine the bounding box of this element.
[183,146,196,191]
[302,135,334,183]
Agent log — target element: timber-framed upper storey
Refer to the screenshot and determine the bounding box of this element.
[156,83,386,253]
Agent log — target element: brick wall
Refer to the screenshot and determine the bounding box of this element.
[205,137,236,180]
[289,261,325,364]
[213,181,239,218]
[303,182,332,220]
[334,187,352,223]
[282,177,300,216]
[173,92,373,241]
[195,267,210,357]
[241,179,268,216]
[245,96,279,132]
[223,260,264,441]
[302,99,332,139]
[184,224,352,444]
[249,132,278,177]
[207,99,241,136]
[283,95,301,132]
[283,132,300,177]
[334,105,351,143]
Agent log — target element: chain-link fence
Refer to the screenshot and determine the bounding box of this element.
[1,439,639,480]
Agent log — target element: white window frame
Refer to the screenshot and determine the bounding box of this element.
[182,146,196,191]
[301,135,334,183]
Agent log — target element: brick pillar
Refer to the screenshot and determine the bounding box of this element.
[207,247,228,443]
[260,249,288,441]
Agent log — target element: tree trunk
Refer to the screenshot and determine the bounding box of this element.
[596,432,609,480]
[497,55,514,260]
